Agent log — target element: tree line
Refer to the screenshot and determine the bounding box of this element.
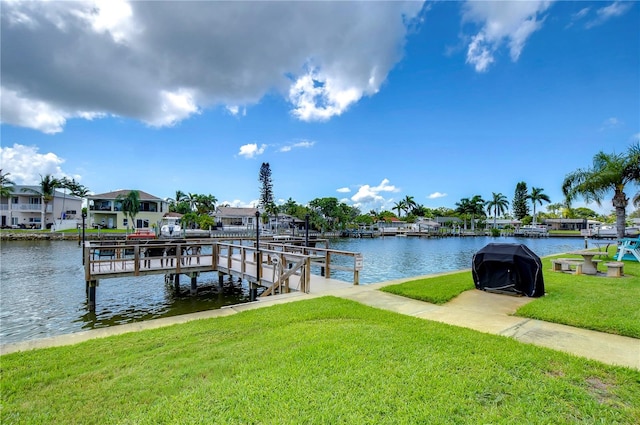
[2,143,637,236]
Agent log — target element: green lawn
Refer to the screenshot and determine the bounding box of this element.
[2,297,639,424]
[382,250,640,338]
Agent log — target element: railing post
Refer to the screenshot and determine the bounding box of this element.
[212,242,218,271]
[134,245,140,276]
[84,242,91,281]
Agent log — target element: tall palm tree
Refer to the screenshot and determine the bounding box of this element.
[58,177,72,220]
[563,143,640,239]
[392,200,406,218]
[469,195,486,231]
[116,190,140,233]
[22,174,61,229]
[403,195,417,216]
[485,192,509,229]
[0,169,15,198]
[455,198,471,230]
[528,187,551,226]
[186,192,199,212]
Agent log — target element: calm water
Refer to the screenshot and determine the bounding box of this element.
[0,236,585,344]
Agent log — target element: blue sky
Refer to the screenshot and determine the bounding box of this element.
[1,1,638,215]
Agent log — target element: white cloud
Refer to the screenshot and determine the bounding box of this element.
[146,89,200,127]
[427,192,447,199]
[1,1,425,132]
[238,143,267,159]
[0,143,77,184]
[586,1,633,28]
[337,187,351,193]
[462,0,552,72]
[573,7,591,20]
[71,0,135,43]
[221,199,257,208]
[279,140,315,153]
[600,117,622,131]
[350,178,400,210]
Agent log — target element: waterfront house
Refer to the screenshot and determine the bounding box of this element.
[0,185,82,229]
[543,218,599,231]
[484,218,522,230]
[214,206,260,231]
[87,190,168,229]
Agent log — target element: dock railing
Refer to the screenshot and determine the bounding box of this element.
[85,238,362,291]
[259,241,363,285]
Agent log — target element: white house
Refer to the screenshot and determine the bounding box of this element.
[0,185,82,229]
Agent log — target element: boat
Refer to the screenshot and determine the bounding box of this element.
[160,216,183,238]
[514,225,549,238]
[589,225,640,239]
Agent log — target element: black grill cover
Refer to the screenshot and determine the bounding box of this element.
[472,243,545,297]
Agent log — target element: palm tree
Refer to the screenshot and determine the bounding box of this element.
[186,192,199,212]
[527,187,551,226]
[563,143,640,239]
[392,200,406,218]
[455,198,471,230]
[22,174,61,229]
[469,195,486,231]
[0,169,15,198]
[116,190,140,233]
[403,195,417,216]
[546,202,564,217]
[485,192,509,229]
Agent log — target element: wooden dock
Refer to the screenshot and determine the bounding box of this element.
[83,239,362,311]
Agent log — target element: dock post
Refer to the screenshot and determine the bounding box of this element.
[190,273,198,295]
[86,280,97,311]
[249,282,258,301]
[218,272,224,289]
[174,274,180,293]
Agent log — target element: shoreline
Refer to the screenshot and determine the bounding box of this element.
[0,231,588,241]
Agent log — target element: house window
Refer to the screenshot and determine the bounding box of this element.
[11,197,18,204]
[139,202,157,212]
[29,197,41,205]
[136,219,150,228]
[123,218,128,227]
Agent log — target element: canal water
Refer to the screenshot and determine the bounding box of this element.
[0,236,586,345]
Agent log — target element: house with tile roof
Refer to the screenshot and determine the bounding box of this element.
[87,190,168,229]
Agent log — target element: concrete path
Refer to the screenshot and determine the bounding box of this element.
[2,276,639,371]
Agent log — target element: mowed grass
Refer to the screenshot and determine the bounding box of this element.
[2,297,639,424]
[381,248,640,338]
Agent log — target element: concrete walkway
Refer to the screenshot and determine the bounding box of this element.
[2,276,639,371]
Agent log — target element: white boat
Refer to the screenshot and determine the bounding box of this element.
[514,225,549,237]
[160,216,182,238]
[590,225,639,239]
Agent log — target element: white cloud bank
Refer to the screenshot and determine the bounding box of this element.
[0,143,78,184]
[462,1,553,72]
[1,1,424,133]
